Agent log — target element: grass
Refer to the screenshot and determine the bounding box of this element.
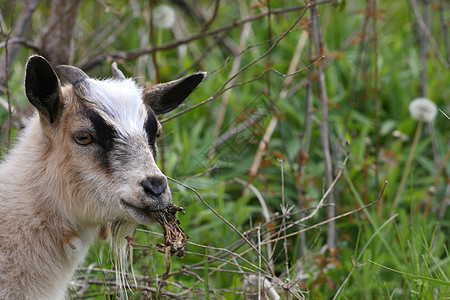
[0,0,449,299]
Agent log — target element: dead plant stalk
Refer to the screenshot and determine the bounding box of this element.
[310,1,336,250]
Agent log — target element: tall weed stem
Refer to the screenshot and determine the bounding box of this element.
[392,121,424,213]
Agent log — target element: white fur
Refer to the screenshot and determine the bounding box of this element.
[85,78,147,138]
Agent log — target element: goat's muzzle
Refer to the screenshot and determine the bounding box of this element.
[141,176,167,198]
[118,175,172,224]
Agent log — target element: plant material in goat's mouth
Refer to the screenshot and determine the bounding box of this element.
[149,204,188,257]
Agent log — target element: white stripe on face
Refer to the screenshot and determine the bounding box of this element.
[84,78,147,140]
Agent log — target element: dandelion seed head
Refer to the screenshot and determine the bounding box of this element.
[153,5,176,29]
[408,97,437,123]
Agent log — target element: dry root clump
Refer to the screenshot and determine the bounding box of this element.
[149,204,188,257]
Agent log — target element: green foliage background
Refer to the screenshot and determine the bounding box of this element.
[0,0,449,299]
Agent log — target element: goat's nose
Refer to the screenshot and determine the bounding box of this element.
[141,176,167,198]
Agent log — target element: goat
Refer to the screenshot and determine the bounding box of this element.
[0,55,205,299]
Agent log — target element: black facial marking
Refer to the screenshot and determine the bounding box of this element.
[145,109,158,147]
[83,105,117,155]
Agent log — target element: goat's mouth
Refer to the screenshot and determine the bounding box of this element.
[123,201,189,258]
[119,198,189,256]
[119,198,169,224]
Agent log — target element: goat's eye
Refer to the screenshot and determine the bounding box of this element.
[73,131,93,145]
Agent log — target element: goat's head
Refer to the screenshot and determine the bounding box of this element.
[24,55,205,225]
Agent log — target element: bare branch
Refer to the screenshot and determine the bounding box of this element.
[78,1,333,70]
[161,55,324,124]
[0,37,41,52]
[41,0,82,65]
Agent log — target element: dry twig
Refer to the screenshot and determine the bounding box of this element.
[79,1,333,70]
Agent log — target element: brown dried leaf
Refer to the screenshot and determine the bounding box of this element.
[149,204,189,257]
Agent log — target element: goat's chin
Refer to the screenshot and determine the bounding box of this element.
[119,197,170,225]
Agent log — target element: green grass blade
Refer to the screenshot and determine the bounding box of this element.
[369,260,450,286]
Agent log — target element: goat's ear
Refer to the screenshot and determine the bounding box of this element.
[143,72,206,115]
[25,55,61,123]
